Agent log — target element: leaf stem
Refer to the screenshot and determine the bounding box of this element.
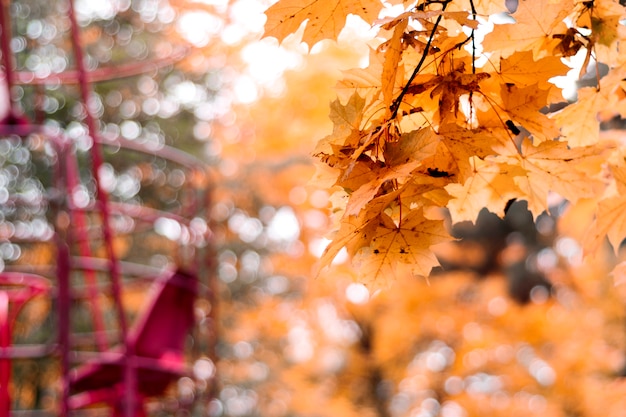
[469,0,477,121]
[469,0,477,75]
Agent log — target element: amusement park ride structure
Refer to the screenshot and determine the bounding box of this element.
[0,0,217,415]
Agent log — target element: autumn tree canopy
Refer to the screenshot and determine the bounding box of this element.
[261,0,626,286]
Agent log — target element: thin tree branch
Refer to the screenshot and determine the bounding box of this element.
[390,0,452,120]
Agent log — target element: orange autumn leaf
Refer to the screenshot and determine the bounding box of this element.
[500,84,561,141]
[336,47,386,104]
[353,210,452,285]
[445,157,522,223]
[498,138,605,217]
[263,0,383,46]
[586,164,626,254]
[318,189,403,271]
[482,0,572,59]
[448,0,508,16]
[318,209,381,270]
[381,18,408,110]
[437,124,508,182]
[262,0,626,286]
[553,67,626,147]
[488,51,568,103]
[551,86,609,147]
[344,159,420,216]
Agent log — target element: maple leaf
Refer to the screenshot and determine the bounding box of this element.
[585,164,626,254]
[383,127,441,166]
[344,160,420,216]
[500,84,561,141]
[438,124,508,182]
[381,18,408,110]
[599,66,626,120]
[328,93,366,140]
[341,129,439,216]
[443,11,480,29]
[587,0,626,46]
[428,66,491,124]
[497,138,605,217]
[336,47,385,104]
[482,0,572,59]
[318,208,381,270]
[487,51,568,103]
[353,210,452,286]
[263,0,383,46]
[448,0,508,16]
[267,0,626,286]
[445,157,522,223]
[314,93,366,158]
[318,189,401,272]
[335,158,379,191]
[398,173,453,211]
[551,86,609,147]
[552,67,626,147]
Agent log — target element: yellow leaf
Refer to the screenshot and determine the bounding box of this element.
[318,186,404,272]
[482,0,572,59]
[586,164,626,254]
[589,0,626,46]
[318,209,381,270]
[445,157,522,223]
[399,173,452,210]
[329,92,366,129]
[381,18,408,111]
[448,0,508,16]
[383,127,441,166]
[438,124,508,182]
[353,210,452,286]
[336,158,379,192]
[443,11,480,29]
[344,160,420,216]
[501,84,561,141]
[499,138,605,217]
[551,87,608,147]
[428,66,491,124]
[313,93,367,163]
[336,47,385,104]
[263,0,383,46]
[487,51,568,103]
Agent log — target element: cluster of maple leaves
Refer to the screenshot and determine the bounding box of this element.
[263,0,626,286]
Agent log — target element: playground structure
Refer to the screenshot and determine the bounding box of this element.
[0,0,217,415]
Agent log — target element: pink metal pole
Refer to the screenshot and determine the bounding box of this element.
[65,2,134,416]
[51,134,71,417]
[0,0,14,95]
[0,291,10,417]
[57,239,71,417]
[65,148,110,352]
[65,0,128,339]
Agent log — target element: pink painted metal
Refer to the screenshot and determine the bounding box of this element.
[0,273,50,417]
[68,268,198,415]
[0,0,215,414]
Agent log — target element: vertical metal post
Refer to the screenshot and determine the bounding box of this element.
[66,2,133,415]
[57,238,71,417]
[0,291,10,417]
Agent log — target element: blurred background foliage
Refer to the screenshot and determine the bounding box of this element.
[3,0,626,416]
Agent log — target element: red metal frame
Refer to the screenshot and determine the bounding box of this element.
[0,0,216,415]
[0,273,50,417]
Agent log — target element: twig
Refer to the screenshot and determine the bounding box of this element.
[390,0,452,120]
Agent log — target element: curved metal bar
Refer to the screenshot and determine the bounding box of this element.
[97,135,208,171]
[12,48,188,85]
